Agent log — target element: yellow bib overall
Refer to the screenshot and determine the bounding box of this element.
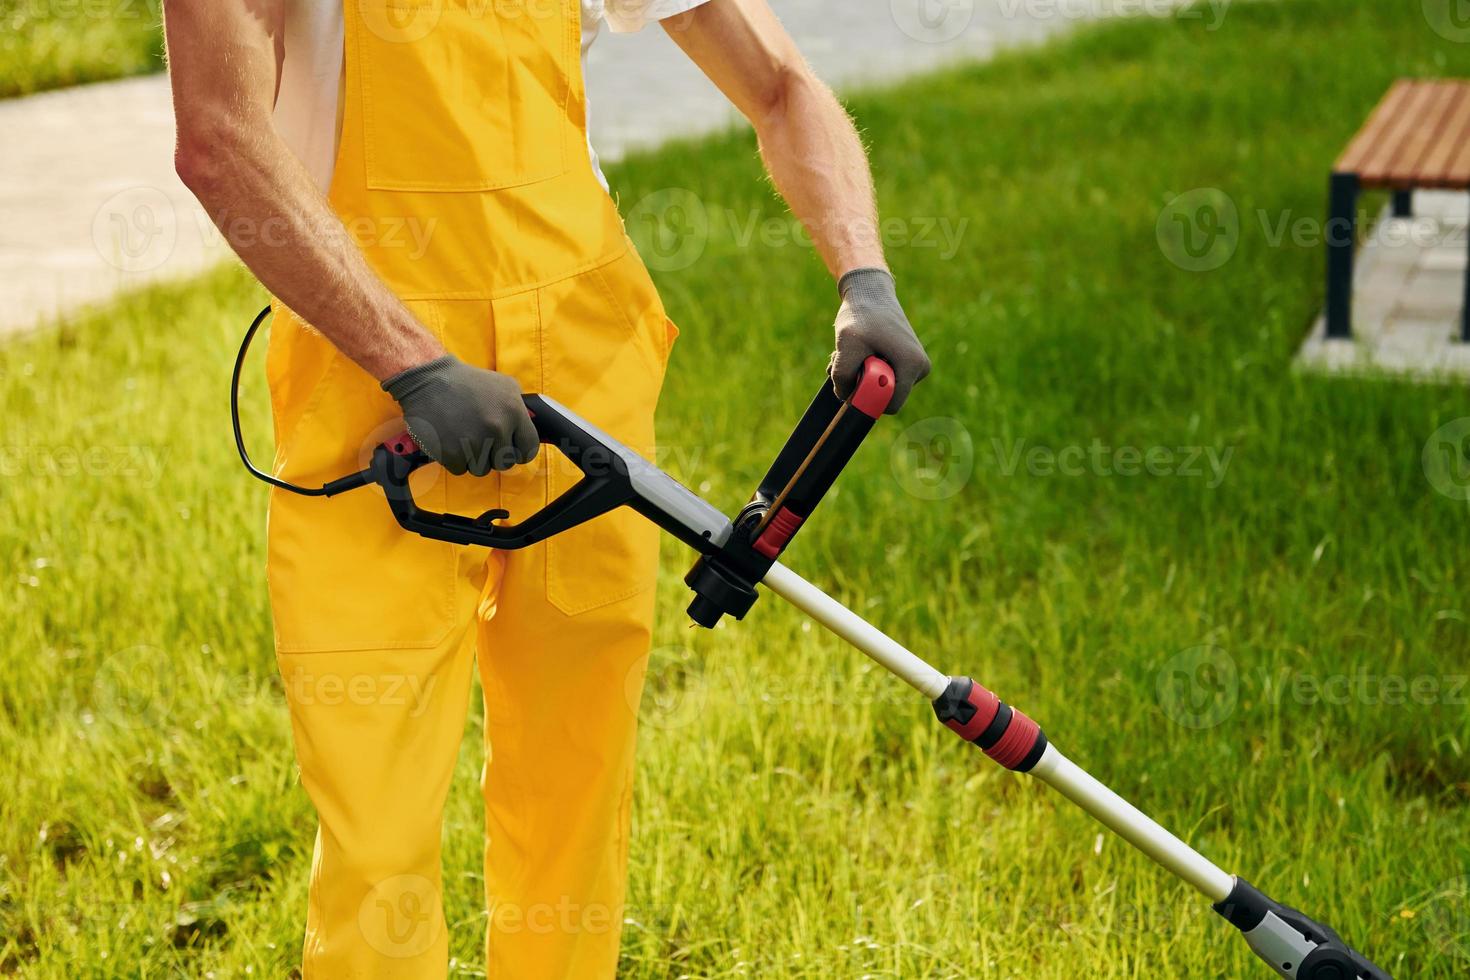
[264,2,676,975]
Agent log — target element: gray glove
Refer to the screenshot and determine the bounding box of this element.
[830,267,931,414]
[382,355,539,476]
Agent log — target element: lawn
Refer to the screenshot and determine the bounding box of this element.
[0,0,163,98]
[3,0,1469,975]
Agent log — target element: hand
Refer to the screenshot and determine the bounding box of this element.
[829,267,931,414]
[382,355,540,476]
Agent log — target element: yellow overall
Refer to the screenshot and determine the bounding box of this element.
[264,2,676,975]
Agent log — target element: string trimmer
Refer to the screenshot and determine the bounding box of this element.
[233,309,1390,978]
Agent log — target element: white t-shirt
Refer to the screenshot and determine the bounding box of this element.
[273,0,710,194]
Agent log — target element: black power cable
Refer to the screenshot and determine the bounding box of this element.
[231,305,369,498]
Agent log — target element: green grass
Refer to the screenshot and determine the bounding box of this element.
[4,0,1470,974]
[0,0,163,98]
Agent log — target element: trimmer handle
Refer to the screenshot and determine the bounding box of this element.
[683,355,895,627]
[359,394,730,552]
[338,355,892,628]
[748,355,894,558]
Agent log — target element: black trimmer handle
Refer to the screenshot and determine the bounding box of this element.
[357,394,731,552]
[746,355,895,558]
[337,356,894,628]
[683,355,895,627]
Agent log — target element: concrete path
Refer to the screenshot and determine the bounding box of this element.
[1296,192,1470,380]
[0,0,1120,338]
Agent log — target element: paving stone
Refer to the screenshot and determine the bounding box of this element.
[1297,192,1470,381]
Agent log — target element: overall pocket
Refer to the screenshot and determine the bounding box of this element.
[523,250,669,616]
[354,0,575,192]
[266,301,463,653]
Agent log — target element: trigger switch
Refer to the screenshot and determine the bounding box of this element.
[474,508,510,526]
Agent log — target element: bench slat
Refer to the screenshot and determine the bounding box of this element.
[1355,82,1445,184]
[1336,80,1415,175]
[1413,84,1470,185]
[1444,121,1470,189]
[1368,82,1462,185]
[1338,79,1470,190]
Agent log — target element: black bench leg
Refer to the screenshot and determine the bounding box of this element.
[1326,173,1359,340]
[1392,190,1413,218]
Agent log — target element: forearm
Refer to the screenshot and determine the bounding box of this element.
[177,123,443,380]
[164,0,441,381]
[751,69,886,279]
[664,0,929,411]
[661,0,884,279]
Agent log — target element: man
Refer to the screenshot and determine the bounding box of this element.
[163,0,929,975]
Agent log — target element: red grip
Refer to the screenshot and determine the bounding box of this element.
[849,356,896,418]
[385,431,420,456]
[942,681,1001,742]
[752,508,805,559]
[985,709,1042,771]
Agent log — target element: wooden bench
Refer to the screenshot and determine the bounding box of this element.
[1328,79,1470,341]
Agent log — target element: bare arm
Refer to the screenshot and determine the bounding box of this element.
[162,0,443,381]
[662,0,930,411]
[662,0,885,277]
